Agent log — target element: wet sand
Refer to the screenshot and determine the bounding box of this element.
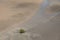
[0,0,42,31]
[0,0,60,40]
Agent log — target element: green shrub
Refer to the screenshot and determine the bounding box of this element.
[19,29,25,33]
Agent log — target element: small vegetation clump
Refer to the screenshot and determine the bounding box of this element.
[19,29,26,33]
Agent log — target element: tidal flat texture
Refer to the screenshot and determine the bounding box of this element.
[0,0,39,31]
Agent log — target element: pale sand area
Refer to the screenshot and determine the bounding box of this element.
[0,0,43,31]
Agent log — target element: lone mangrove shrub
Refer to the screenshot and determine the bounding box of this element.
[19,29,25,33]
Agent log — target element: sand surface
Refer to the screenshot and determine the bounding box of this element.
[0,0,60,40]
[0,0,42,31]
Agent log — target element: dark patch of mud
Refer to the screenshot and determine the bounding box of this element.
[47,4,60,12]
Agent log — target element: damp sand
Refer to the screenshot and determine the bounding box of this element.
[0,0,42,31]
